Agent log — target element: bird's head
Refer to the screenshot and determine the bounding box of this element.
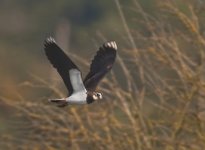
[92,92,103,100]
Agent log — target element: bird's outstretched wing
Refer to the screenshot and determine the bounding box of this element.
[44,37,80,95]
[84,41,117,91]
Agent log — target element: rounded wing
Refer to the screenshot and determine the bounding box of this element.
[44,37,80,95]
[84,41,117,91]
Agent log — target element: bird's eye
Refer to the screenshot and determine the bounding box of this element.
[96,93,102,99]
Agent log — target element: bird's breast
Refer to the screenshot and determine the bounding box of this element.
[67,91,87,104]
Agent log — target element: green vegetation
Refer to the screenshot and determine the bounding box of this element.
[1,0,205,149]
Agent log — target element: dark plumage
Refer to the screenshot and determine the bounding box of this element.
[84,42,117,91]
[44,37,117,106]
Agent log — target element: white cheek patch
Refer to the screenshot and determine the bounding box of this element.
[93,95,98,100]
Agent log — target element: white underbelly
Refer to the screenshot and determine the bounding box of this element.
[67,91,87,105]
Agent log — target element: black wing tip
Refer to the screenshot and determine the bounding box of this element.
[103,41,117,50]
[44,36,56,47]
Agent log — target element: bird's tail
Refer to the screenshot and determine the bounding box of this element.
[48,98,68,107]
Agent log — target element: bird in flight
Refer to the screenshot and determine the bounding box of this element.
[44,37,117,107]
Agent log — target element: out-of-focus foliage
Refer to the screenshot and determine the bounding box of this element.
[1,0,205,149]
[0,0,120,84]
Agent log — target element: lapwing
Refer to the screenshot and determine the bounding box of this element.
[44,37,117,107]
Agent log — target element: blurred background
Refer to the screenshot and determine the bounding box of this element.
[1,0,205,149]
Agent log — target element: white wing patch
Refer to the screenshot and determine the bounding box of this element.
[46,37,56,43]
[104,41,117,50]
[69,69,86,93]
[67,69,87,104]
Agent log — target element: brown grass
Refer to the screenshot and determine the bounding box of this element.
[1,0,205,149]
